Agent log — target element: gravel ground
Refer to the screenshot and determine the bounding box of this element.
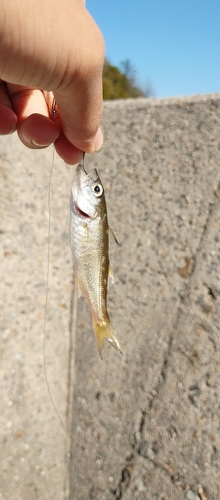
[1,94,220,500]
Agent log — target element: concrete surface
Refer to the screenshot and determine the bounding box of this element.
[1,94,220,500]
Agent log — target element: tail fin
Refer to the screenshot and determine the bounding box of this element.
[92,318,122,359]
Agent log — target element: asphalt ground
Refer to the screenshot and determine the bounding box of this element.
[1,94,220,500]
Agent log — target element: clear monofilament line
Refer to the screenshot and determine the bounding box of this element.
[43,145,67,427]
[43,142,77,500]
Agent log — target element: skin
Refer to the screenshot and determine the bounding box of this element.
[0,0,104,164]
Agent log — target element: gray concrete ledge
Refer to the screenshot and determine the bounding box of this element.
[1,93,220,500]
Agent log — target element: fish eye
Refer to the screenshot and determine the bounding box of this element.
[92,183,103,197]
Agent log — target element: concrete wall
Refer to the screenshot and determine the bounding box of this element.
[1,94,220,500]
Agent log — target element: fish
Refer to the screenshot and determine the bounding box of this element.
[70,156,122,359]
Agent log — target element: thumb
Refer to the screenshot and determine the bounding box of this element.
[53,4,105,154]
[54,70,104,154]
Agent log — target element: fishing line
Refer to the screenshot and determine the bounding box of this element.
[41,140,56,500]
[43,97,77,500]
[43,142,67,429]
[43,97,71,432]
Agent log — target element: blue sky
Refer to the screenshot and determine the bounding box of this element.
[87,0,220,98]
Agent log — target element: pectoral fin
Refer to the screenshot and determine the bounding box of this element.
[109,226,120,246]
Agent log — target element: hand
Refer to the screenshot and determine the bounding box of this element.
[0,0,104,164]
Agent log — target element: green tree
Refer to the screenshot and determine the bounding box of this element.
[103,59,147,100]
[120,59,137,86]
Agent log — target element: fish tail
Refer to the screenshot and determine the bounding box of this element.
[92,317,122,359]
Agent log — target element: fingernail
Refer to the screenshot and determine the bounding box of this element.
[31,140,51,147]
[93,127,103,152]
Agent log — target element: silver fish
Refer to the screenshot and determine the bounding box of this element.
[70,157,122,358]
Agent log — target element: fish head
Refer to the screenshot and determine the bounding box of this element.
[70,163,105,219]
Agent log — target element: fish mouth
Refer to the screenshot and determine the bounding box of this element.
[77,163,99,184]
[73,201,90,219]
